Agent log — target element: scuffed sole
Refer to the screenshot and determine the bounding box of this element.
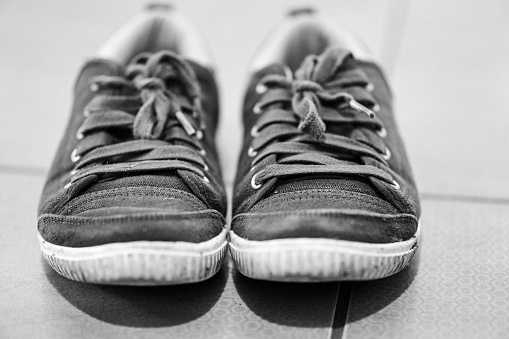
[229,226,419,282]
[39,229,228,285]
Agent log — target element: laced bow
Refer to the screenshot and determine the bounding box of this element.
[90,52,202,140]
[258,47,376,140]
[236,45,413,214]
[129,52,202,139]
[66,51,222,207]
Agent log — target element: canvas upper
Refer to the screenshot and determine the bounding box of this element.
[38,52,227,248]
[232,46,420,244]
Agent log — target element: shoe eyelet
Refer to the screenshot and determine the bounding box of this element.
[250,126,260,137]
[70,149,81,163]
[390,179,400,190]
[377,127,387,138]
[365,82,374,92]
[383,147,391,160]
[251,172,262,189]
[253,102,263,114]
[199,148,207,156]
[70,168,78,176]
[83,110,91,117]
[196,130,203,140]
[64,181,72,189]
[255,83,268,94]
[203,163,209,172]
[76,129,84,140]
[372,103,381,112]
[248,146,258,157]
[90,83,99,92]
[203,175,210,184]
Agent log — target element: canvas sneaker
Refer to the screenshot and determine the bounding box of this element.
[230,9,420,282]
[37,5,228,285]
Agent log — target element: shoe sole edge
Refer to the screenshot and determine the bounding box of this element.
[229,225,419,282]
[39,228,228,285]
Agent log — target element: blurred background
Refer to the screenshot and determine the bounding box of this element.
[1,0,508,197]
[1,1,509,338]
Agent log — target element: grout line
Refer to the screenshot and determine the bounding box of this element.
[0,164,47,177]
[329,282,352,339]
[421,192,509,205]
[1,163,508,207]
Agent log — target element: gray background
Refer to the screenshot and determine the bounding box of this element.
[1,0,508,338]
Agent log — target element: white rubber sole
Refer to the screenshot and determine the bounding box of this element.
[39,229,228,285]
[229,226,419,282]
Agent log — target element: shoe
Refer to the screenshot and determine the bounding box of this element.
[230,9,420,282]
[37,5,228,285]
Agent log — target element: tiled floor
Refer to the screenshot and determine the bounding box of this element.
[345,199,509,338]
[1,1,508,338]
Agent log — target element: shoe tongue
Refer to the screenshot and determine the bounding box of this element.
[270,177,382,199]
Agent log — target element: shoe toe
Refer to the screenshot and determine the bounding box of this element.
[232,185,418,244]
[38,184,225,248]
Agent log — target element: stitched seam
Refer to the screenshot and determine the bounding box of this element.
[39,210,224,226]
[252,189,397,213]
[233,209,417,223]
[58,186,205,215]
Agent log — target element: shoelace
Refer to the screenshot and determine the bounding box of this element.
[66,51,214,197]
[246,46,401,196]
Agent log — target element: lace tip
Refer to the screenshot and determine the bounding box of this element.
[349,99,375,118]
[176,110,197,136]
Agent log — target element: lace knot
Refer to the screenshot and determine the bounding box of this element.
[291,80,323,93]
[132,76,171,139]
[128,51,202,140]
[291,79,326,140]
[134,77,165,91]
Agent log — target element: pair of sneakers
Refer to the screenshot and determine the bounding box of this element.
[38,5,420,285]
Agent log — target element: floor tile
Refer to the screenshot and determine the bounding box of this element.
[0,172,339,338]
[343,198,509,338]
[393,0,509,199]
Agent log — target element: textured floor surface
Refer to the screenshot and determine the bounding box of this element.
[1,0,508,338]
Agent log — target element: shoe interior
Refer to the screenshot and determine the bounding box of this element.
[249,8,374,72]
[94,4,214,68]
